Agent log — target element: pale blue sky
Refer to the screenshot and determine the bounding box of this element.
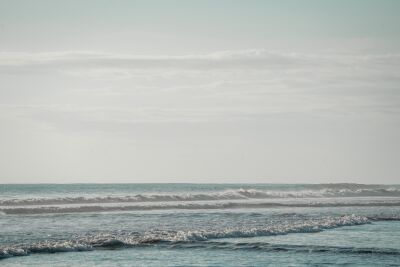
[1,0,400,53]
[0,1,399,183]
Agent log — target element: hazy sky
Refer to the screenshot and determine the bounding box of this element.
[0,0,399,183]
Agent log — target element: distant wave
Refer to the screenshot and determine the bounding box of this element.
[0,215,372,259]
[2,200,400,215]
[1,187,400,206]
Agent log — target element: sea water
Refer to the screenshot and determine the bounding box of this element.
[0,183,399,266]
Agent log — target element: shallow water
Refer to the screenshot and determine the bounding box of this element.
[1,183,399,266]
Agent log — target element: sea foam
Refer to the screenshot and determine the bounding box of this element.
[1,187,400,207]
[0,215,371,259]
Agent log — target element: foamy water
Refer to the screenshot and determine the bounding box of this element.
[1,183,399,266]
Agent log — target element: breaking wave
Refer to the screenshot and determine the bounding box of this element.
[0,215,371,259]
[1,186,400,206]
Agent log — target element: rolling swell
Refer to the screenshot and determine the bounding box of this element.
[1,186,400,206]
[0,215,370,259]
[167,242,400,256]
[2,200,400,214]
[3,241,398,260]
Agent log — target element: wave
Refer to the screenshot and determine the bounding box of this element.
[1,187,400,206]
[167,241,400,256]
[2,200,400,214]
[3,242,399,260]
[0,215,371,259]
[3,242,398,260]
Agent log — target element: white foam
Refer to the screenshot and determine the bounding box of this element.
[1,187,400,207]
[0,215,370,259]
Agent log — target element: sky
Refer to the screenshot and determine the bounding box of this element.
[0,0,399,184]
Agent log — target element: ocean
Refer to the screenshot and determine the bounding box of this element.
[0,183,399,266]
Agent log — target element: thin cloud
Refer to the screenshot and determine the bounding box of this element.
[2,50,399,71]
[0,50,399,133]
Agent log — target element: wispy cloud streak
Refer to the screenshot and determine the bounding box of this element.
[1,50,399,70]
[0,50,399,131]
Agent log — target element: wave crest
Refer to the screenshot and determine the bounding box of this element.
[0,215,370,259]
[1,187,400,207]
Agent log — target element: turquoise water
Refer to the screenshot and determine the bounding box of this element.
[1,183,400,266]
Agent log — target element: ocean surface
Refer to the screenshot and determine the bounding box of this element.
[1,183,400,266]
